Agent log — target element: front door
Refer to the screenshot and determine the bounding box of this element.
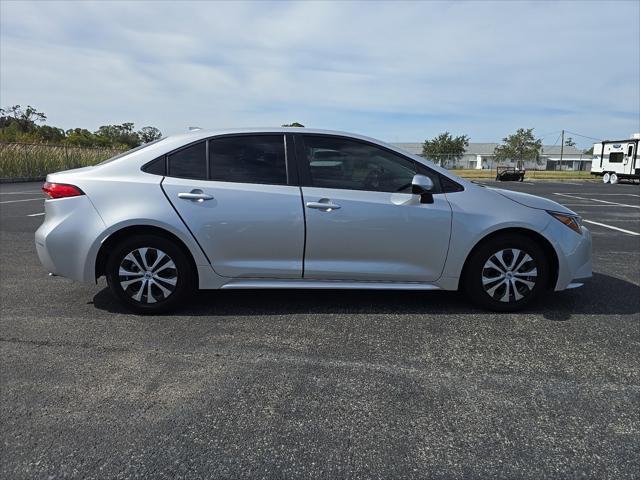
[297,135,452,282]
[161,134,305,278]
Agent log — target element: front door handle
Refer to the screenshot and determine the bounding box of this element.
[178,190,214,202]
[306,200,341,211]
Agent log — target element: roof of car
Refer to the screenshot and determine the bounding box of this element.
[167,127,394,146]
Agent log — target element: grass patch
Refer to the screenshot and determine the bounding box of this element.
[0,142,124,179]
[450,169,594,180]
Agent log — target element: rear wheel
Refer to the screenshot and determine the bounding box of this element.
[609,173,619,184]
[462,234,550,312]
[106,234,194,314]
[602,172,610,183]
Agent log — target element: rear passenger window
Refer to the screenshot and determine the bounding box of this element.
[167,142,206,179]
[210,135,287,185]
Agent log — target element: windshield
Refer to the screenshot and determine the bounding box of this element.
[98,138,166,165]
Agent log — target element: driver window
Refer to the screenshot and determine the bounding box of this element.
[302,135,416,193]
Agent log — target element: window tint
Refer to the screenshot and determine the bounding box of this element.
[628,145,634,157]
[609,152,623,163]
[438,174,464,193]
[210,135,287,185]
[167,142,206,179]
[142,156,166,176]
[302,136,416,193]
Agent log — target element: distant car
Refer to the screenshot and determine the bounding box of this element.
[496,166,526,182]
[35,128,592,313]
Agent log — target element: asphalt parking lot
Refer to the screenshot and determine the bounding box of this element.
[1,179,638,479]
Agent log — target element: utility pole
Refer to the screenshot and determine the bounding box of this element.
[559,129,565,171]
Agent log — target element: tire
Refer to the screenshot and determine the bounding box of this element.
[105,234,194,314]
[462,234,550,312]
[602,172,610,183]
[609,173,619,184]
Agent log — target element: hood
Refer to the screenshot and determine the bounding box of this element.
[489,188,576,215]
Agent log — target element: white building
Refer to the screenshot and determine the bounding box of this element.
[392,142,590,170]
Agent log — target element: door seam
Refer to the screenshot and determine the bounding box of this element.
[159,177,213,265]
[299,186,307,278]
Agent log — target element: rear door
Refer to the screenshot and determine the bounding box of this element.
[296,134,452,282]
[161,134,305,278]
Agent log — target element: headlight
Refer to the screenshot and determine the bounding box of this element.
[548,211,582,235]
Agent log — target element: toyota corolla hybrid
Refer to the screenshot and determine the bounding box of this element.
[35,128,592,313]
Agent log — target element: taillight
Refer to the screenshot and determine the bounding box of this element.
[42,182,84,199]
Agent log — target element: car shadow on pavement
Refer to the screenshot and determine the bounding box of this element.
[91,272,639,320]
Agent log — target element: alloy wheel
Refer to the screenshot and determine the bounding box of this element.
[481,248,538,303]
[118,247,178,304]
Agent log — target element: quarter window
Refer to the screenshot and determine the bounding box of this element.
[167,142,207,179]
[210,135,287,185]
[302,136,417,193]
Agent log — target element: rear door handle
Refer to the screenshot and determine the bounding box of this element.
[306,201,341,211]
[178,190,214,202]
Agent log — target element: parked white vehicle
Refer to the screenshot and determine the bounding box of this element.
[591,134,640,184]
[35,128,592,313]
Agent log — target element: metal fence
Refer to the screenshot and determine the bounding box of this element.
[425,154,593,172]
[0,142,125,179]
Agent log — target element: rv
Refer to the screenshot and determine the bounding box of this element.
[591,133,640,183]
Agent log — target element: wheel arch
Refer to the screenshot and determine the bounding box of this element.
[460,227,559,290]
[95,224,199,283]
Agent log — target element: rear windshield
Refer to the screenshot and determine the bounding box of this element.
[98,138,166,165]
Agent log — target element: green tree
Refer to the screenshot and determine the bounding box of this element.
[0,105,47,141]
[584,146,594,155]
[282,122,305,127]
[564,137,576,148]
[94,122,140,148]
[36,125,66,143]
[65,128,98,147]
[494,128,542,169]
[422,132,469,165]
[138,126,162,143]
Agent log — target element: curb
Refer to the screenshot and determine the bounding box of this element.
[0,177,46,183]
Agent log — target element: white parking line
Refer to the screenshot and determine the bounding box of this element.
[583,220,640,236]
[0,197,44,204]
[553,193,640,209]
[27,212,45,217]
[555,192,640,197]
[561,204,639,207]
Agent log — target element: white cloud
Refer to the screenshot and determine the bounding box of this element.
[1,0,638,146]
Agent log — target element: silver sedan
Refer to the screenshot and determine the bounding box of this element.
[35,128,592,313]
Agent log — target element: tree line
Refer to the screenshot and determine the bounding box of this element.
[0,105,162,149]
[422,128,586,169]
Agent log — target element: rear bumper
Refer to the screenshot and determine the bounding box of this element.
[35,196,106,282]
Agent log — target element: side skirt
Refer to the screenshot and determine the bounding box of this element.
[220,279,441,290]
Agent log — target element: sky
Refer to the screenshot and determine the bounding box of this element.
[1,0,639,148]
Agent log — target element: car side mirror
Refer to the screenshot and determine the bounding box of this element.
[411,174,434,204]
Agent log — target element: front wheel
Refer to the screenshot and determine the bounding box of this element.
[609,173,619,184]
[462,234,550,312]
[105,234,194,314]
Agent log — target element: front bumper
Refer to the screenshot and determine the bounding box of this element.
[542,221,592,291]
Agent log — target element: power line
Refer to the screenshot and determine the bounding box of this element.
[538,130,562,140]
[564,130,603,142]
